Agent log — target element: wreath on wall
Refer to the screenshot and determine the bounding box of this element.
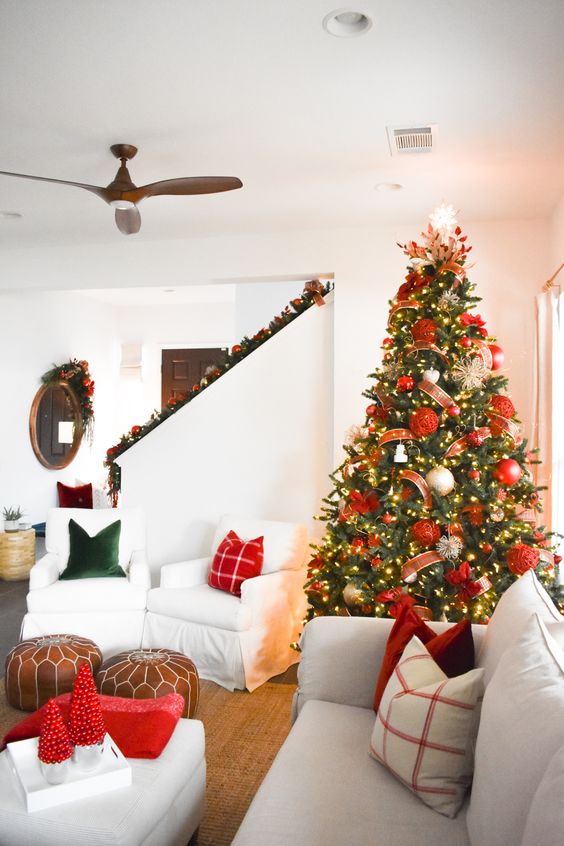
[41,358,95,444]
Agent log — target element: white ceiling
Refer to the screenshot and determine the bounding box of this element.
[0,0,563,248]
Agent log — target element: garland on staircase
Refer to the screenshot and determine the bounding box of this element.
[104,280,333,505]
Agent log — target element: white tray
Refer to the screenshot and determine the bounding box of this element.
[6,734,132,812]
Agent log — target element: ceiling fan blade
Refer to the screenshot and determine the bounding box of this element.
[126,176,243,203]
[115,206,141,235]
[0,169,110,202]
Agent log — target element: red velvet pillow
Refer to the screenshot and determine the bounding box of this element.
[208,529,264,597]
[373,604,474,712]
[57,481,93,509]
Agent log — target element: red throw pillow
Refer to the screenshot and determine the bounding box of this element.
[208,529,264,597]
[373,604,474,712]
[57,481,93,509]
[1,692,184,759]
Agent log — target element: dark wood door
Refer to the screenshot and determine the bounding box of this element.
[161,348,227,408]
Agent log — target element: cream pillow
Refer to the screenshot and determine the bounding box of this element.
[521,742,564,846]
[369,635,484,818]
[467,613,564,846]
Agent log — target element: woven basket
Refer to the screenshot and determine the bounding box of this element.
[0,529,35,580]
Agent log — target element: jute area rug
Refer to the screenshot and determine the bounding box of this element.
[0,678,295,846]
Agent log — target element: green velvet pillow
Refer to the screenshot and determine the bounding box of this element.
[60,519,126,580]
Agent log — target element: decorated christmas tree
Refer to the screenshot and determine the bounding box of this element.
[68,663,106,747]
[38,699,73,764]
[307,206,561,623]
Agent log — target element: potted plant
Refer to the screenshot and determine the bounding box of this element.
[2,506,24,533]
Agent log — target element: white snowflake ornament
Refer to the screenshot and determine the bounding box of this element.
[436,534,463,560]
[452,356,490,391]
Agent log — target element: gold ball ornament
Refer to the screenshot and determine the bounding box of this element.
[425,466,456,496]
[490,506,504,522]
[343,582,365,607]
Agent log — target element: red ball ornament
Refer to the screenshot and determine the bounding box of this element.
[467,430,486,448]
[366,404,377,418]
[231,344,242,354]
[382,337,393,348]
[371,557,383,569]
[368,534,381,547]
[351,537,365,549]
[460,336,473,349]
[489,344,505,370]
[491,395,515,419]
[481,542,493,554]
[507,544,540,576]
[447,404,461,417]
[397,375,415,393]
[411,319,437,343]
[493,458,522,486]
[468,469,481,480]
[409,407,439,437]
[384,352,392,361]
[382,512,394,524]
[411,519,441,547]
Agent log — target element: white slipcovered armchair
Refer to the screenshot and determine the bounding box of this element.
[22,507,149,657]
[143,515,309,691]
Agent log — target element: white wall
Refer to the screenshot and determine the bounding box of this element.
[234,280,305,342]
[0,291,118,525]
[118,297,333,576]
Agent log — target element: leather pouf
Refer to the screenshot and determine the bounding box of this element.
[5,634,103,711]
[96,648,199,718]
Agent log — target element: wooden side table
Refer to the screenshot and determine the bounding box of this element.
[0,529,35,581]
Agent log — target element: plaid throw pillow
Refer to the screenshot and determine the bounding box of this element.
[370,635,484,818]
[208,530,264,596]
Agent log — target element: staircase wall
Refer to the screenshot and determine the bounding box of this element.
[117,296,333,578]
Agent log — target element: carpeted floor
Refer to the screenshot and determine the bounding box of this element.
[0,678,295,846]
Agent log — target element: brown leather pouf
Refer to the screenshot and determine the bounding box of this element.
[5,634,103,711]
[96,648,199,718]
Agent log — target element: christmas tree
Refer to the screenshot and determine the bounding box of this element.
[307,207,560,623]
[68,663,106,746]
[38,699,73,764]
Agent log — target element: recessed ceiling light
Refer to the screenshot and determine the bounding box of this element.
[375,183,403,192]
[162,288,175,293]
[0,210,22,220]
[322,9,372,37]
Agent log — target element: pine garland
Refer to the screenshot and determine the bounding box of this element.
[41,358,95,444]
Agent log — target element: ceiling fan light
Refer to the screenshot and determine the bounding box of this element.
[110,199,135,211]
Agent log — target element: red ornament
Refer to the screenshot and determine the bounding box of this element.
[381,512,394,524]
[383,352,392,361]
[460,336,473,349]
[491,395,515,419]
[462,505,485,526]
[489,344,505,370]
[409,407,439,437]
[507,544,540,576]
[368,534,381,547]
[468,469,481,480]
[38,699,73,764]
[467,430,485,448]
[382,337,393,348]
[479,327,489,338]
[309,580,323,592]
[481,542,493,554]
[371,557,383,569]
[411,519,441,547]
[231,344,242,354]
[411,319,437,343]
[397,375,415,393]
[447,404,461,417]
[351,537,365,549]
[131,425,141,435]
[366,404,388,421]
[493,458,522,486]
[69,664,106,747]
[192,384,200,392]
[366,404,377,417]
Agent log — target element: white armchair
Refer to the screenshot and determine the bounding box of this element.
[143,515,309,691]
[22,507,149,658]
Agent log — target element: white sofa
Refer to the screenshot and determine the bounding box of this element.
[22,508,150,658]
[232,571,564,846]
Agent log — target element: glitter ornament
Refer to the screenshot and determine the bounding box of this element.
[490,506,504,522]
[409,407,439,437]
[447,404,461,417]
[437,289,463,311]
[460,336,473,349]
[397,375,415,393]
[426,466,455,496]
[381,360,403,380]
[343,581,365,607]
[491,395,515,419]
[467,429,486,448]
[481,543,493,554]
[507,544,540,576]
[436,534,463,560]
[411,319,437,343]
[452,355,490,391]
[423,368,440,384]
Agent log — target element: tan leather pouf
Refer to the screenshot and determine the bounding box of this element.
[96,648,199,718]
[5,634,103,711]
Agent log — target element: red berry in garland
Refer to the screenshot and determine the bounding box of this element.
[396,375,415,393]
[411,318,437,343]
[411,519,441,547]
[69,664,106,747]
[409,407,439,437]
[38,699,73,764]
[507,544,540,576]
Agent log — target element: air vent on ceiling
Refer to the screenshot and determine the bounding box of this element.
[387,125,437,156]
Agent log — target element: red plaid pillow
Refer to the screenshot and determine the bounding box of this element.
[208,530,264,596]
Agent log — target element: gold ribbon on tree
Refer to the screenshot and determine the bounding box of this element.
[397,469,433,507]
[387,299,421,326]
[303,279,326,307]
[406,341,449,364]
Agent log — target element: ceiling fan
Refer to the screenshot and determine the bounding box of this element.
[0,144,243,235]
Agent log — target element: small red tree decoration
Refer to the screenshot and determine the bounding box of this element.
[68,663,106,747]
[38,699,73,764]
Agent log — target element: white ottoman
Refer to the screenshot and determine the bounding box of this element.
[0,719,205,846]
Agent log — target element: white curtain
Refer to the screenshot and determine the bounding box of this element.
[533,289,563,547]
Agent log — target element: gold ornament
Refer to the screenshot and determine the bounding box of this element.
[425,466,456,496]
[343,582,364,606]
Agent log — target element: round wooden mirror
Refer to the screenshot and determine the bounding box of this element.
[29,382,84,469]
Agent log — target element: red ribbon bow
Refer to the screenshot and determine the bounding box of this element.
[376,587,416,618]
[445,562,483,601]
